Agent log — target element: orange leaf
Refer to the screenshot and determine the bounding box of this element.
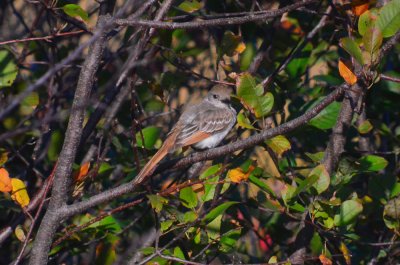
[351,0,369,16]
[338,59,357,85]
[73,162,90,182]
[11,178,30,208]
[228,165,255,183]
[319,254,333,265]
[0,168,12,192]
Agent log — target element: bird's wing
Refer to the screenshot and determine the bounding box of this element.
[175,107,234,147]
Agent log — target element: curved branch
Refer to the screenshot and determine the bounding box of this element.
[115,0,317,29]
[60,84,346,218]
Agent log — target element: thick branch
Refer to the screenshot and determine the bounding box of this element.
[60,84,346,218]
[114,0,317,29]
[28,10,112,265]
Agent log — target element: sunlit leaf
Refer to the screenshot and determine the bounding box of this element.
[179,187,198,208]
[266,135,291,156]
[161,220,174,232]
[351,0,369,16]
[305,152,325,163]
[0,167,12,192]
[63,4,89,21]
[236,73,274,118]
[333,199,363,226]
[11,178,30,208]
[338,59,357,85]
[227,165,254,183]
[178,0,202,13]
[0,49,18,88]
[319,254,333,265]
[363,27,382,64]
[359,155,388,171]
[376,0,400,38]
[14,225,26,242]
[310,164,330,194]
[340,37,364,65]
[136,126,161,149]
[339,242,351,265]
[237,111,255,129]
[219,229,241,253]
[357,120,373,134]
[358,9,378,36]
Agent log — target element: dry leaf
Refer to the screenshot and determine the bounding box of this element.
[0,167,12,192]
[11,178,30,208]
[228,165,255,183]
[319,254,333,265]
[338,59,357,85]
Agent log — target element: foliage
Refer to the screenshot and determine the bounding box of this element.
[0,0,400,264]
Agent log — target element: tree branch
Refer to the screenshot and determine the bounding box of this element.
[114,0,317,29]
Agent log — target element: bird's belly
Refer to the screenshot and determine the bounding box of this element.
[193,129,230,149]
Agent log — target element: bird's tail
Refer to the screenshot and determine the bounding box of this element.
[132,132,176,186]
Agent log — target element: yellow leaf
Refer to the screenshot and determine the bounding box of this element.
[338,59,357,85]
[73,162,91,182]
[0,152,8,166]
[0,167,12,192]
[228,165,255,183]
[11,178,30,208]
[340,242,351,265]
[15,225,26,242]
[266,135,291,156]
[319,254,333,265]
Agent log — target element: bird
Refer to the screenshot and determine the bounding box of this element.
[132,84,237,186]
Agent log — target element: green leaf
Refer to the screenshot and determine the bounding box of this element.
[334,200,363,226]
[305,152,325,163]
[136,126,161,149]
[173,246,185,260]
[63,4,89,21]
[147,194,168,213]
[47,130,63,161]
[248,175,275,196]
[376,0,400,38]
[199,164,221,180]
[178,0,202,13]
[202,175,219,202]
[310,164,330,194]
[309,100,341,130]
[0,49,18,88]
[362,27,383,63]
[286,44,312,78]
[219,229,241,253]
[266,135,291,156]
[237,111,255,129]
[236,73,274,118]
[358,9,378,36]
[204,201,238,223]
[160,220,174,232]
[340,37,364,65]
[20,92,39,115]
[179,187,198,208]
[359,155,388,171]
[183,210,198,223]
[357,120,373,134]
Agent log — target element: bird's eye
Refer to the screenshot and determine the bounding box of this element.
[213,94,218,99]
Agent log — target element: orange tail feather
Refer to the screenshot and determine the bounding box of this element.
[132,132,177,186]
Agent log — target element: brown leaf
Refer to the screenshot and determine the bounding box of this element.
[0,167,12,192]
[351,0,369,16]
[338,59,357,85]
[319,254,333,265]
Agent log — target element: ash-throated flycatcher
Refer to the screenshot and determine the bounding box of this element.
[133,84,236,186]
